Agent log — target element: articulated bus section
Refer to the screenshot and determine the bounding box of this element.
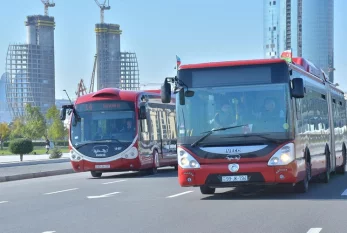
[61,88,177,178]
[161,54,347,195]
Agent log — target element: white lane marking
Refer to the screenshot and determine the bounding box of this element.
[0,201,8,204]
[44,188,79,195]
[87,192,120,199]
[42,231,56,233]
[307,228,322,233]
[341,189,347,196]
[166,191,194,198]
[102,180,126,185]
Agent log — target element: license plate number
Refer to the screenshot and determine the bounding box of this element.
[221,175,248,182]
[95,164,110,169]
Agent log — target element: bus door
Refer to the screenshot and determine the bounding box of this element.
[326,87,336,171]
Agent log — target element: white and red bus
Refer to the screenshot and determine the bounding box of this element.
[60,88,177,178]
[161,54,347,194]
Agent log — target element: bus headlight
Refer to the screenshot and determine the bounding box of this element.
[268,143,295,166]
[177,147,200,169]
[70,150,82,161]
[122,147,138,159]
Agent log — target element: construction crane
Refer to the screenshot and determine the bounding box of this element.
[94,0,111,24]
[40,0,55,16]
[75,79,87,98]
[89,54,97,93]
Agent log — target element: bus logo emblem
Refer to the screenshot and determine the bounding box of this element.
[226,154,241,160]
[93,145,109,157]
[228,163,239,172]
[226,148,241,153]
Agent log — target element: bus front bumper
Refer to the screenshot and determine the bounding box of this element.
[178,161,305,188]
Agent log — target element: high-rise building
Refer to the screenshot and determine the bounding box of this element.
[0,73,11,123]
[95,23,140,91]
[263,0,334,82]
[6,15,55,117]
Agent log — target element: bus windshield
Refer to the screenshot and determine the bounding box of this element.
[177,83,293,144]
[70,100,136,148]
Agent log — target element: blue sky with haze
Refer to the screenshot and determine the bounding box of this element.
[0,0,345,98]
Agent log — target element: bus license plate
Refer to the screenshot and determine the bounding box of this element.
[95,165,110,169]
[221,175,248,182]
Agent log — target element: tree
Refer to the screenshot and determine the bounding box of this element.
[9,117,25,140]
[0,123,10,150]
[23,104,47,140]
[46,105,65,142]
[9,139,33,161]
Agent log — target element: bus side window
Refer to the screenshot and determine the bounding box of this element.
[140,118,149,141]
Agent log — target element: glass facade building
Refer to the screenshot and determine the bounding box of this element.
[263,0,334,82]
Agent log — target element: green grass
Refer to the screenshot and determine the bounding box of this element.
[0,147,69,156]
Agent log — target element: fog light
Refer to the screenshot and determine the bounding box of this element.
[280,174,285,179]
[187,178,192,182]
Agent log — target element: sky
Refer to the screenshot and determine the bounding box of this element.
[0,0,346,99]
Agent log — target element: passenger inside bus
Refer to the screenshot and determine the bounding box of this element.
[120,119,135,132]
[213,102,237,128]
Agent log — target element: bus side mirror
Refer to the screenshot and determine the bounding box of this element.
[291,78,304,98]
[60,107,66,121]
[179,88,185,105]
[161,80,171,103]
[139,105,147,119]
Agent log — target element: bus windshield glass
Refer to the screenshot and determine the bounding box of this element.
[177,83,292,144]
[70,100,136,148]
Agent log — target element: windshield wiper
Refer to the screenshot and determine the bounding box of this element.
[191,124,248,147]
[75,139,125,149]
[221,134,281,144]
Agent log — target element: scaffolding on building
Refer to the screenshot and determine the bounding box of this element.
[6,15,55,118]
[120,52,140,90]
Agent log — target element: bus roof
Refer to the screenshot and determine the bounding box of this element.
[75,88,162,105]
[179,58,285,70]
[178,57,344,95]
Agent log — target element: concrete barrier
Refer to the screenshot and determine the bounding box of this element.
[0,168,75,183]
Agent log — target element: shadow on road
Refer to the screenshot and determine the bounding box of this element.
[88,167,178,180]
[200,173,347,201]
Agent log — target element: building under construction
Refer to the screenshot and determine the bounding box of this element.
[95,23,140,91]
[6,14,55,118]
[94,1,139,92]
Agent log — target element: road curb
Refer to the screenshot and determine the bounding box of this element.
[0,158,70,168]
[0,169,75,183]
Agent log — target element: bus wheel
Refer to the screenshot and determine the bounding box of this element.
[148,150,159,175]
[295,159,310,193]
[336,146,346,175]
[321,151,331,183]
[200,185,215,195]
[91,171,102,178]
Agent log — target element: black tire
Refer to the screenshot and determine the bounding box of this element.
[321,151,331,183]
[200,185,215,195]
[336,146,346,175]
[147,150,159,175]
[295,159,310,193]
[91,171,102,178]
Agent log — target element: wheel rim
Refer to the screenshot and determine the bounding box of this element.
[154,151,159,167]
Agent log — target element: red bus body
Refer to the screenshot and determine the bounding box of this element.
[64,88,177,177]
[166,57,346,194]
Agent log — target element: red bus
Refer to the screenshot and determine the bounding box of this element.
[161,55,347,194]
[60,88,177,178]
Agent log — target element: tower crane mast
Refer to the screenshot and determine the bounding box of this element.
[94,0,111,24]
[40,0,55,16]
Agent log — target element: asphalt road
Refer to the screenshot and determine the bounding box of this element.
[0,167,347,233]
